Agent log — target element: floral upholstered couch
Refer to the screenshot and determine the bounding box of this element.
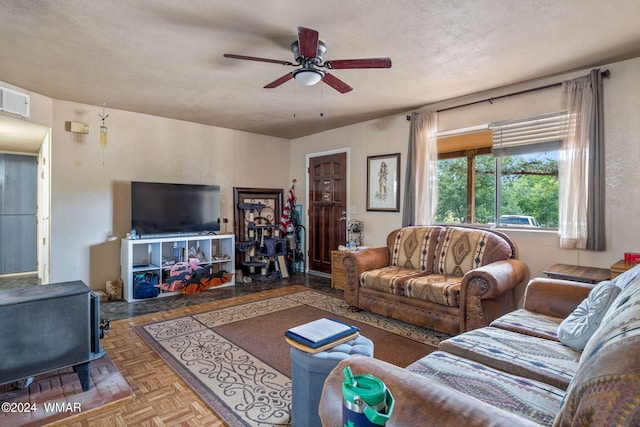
[320,264,640,426]
[342,225,529,335]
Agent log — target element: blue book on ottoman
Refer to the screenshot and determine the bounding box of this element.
[285,318,359,349]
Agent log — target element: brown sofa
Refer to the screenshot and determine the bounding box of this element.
[320,265,640,426]
[342,225,529,335]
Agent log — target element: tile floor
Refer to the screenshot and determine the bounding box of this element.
[0,272,338,321]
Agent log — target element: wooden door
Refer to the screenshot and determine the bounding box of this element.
[309,153,347,273]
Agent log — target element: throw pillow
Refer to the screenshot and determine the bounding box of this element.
[557,280,621,349]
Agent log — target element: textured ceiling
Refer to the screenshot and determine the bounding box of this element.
[1,0,640,148]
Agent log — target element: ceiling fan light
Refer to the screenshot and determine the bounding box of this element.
[293,69,324,86]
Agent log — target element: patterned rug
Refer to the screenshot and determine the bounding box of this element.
[134,289,449,426]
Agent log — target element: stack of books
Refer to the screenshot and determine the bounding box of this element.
[285,318,359,353]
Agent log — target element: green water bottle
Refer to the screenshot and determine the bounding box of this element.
[342,366,394,426]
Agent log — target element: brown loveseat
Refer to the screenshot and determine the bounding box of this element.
[320,265,640,426]
[342,225,528,335]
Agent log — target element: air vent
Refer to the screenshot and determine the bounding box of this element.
[0,86,30,117]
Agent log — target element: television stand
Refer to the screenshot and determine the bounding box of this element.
[139,231,209,239]
[121,234,236,301]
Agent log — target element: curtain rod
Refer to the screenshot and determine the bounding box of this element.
[407,69,610,120]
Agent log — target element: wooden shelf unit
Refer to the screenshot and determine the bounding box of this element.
[121,234,235,302]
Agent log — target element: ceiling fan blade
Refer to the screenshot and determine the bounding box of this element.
[297,26,319,58]
[264,72,294,89]
[322,72,353,94]
[325,58,392,69]
[224,53,294,66]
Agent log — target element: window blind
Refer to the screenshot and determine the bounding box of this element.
[491,111,568,157]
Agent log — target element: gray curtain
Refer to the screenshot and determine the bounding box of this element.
[587,69,605,251]
[402,113,417,226]
[559,69,606,250]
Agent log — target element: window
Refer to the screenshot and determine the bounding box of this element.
[435,153,496,224]
[496,150,558,228]
[435,113,562,228]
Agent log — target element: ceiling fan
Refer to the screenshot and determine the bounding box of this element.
[224,26,392,94]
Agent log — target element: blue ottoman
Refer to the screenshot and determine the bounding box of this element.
[290,335,374,427]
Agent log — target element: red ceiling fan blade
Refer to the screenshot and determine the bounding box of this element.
[264,72,294,88]
[322,72,353,94]
[325,58,392,69]
[297,26,319,58]
[224,53,294,66]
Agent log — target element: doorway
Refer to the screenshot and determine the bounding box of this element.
[307,151,347,273]
[0,153,37,274]
[0,115,50,282]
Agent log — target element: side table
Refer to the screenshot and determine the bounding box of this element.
[610,260,637,279]
[331,250,348,290]
[543,263,610,284]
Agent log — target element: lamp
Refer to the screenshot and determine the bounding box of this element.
[98,102,108,147]
[293,68,325,86]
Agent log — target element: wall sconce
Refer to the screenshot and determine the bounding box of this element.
[98,102,109,148]
[65,121,89,144]
[65,121,89,134]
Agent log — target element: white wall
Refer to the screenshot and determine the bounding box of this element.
[291,57,640,288]
[2,56,638,292]
[49,100,290,289]
[292,115,408,248]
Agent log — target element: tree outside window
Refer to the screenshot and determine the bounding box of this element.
[499,152,558,228]
[434,113,561,228]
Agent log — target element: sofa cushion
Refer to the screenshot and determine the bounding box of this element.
[389,226,442,271]
[557,280,621,350]
[407,351,564,426]
[439,326,581,390]
[490,309,563,341]
[555,267,640,425]
[434,227,514,277]
[404,274,461,306]
[360,266,426,296]
[360,267,461,307]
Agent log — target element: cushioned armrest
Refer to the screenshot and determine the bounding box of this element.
[319,356,540,427]
[342,247,389,305]
[523,278,593,318]
[463,259,529,299]
[460,259,528,331]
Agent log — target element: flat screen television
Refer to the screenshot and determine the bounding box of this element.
[131,181,221,237]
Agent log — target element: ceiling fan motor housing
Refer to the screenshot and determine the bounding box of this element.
[291,40,326,65]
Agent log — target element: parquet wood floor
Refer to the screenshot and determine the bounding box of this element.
[64,286,308,426]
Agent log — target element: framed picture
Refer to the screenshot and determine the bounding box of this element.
[367,153,400,211]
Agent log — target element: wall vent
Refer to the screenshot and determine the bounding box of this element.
[0,86,30,117]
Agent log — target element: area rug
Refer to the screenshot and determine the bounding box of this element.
[134,289,450,426]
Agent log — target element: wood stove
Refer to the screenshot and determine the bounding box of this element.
[0,281,104,391]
